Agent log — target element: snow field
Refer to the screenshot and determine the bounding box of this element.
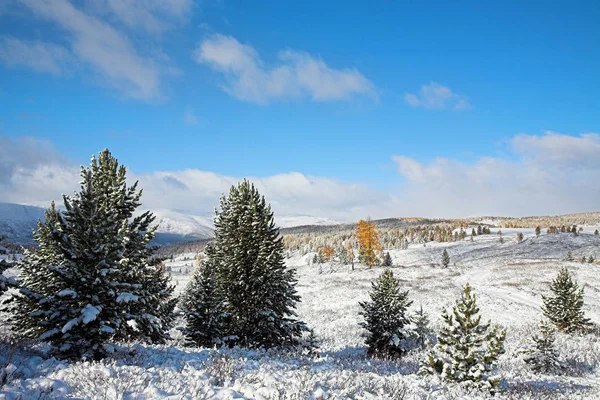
[1,229,600,399]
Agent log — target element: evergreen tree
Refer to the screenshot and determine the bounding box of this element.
[589,255,595,263]
[595,229,599,236]
[535,226,541,236]
[522,320,563,374]
[359,269,412,358]
[212,180,308,348]
[12,150,175,359]
[581,256,587,263]
[382,251,393,267]
[420,283,506,392]
[180,246,226,347]
[516,232,524,243]
[441,249,450,268]
[566,251,574,261]
[477,226,483,235]
[412,305,432,347]
[471,228,477,237]
[312,254,319,265]
[542,268,589,333]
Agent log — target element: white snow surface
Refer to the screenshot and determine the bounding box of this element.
[2,229,600,399]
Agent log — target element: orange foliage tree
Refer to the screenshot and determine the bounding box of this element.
[321,246,335,261]
[356,219,381,267]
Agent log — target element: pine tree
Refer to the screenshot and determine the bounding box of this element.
[588,255,595,263]
[516,232,524,243]
[312,254,319,265]
[581,256,587,263]
[211,180,308,348]
[382,251,393,267]
[477,226,483,235]
[441,249,450,268]
[595,229,599,236]
[12,150,175,359]
[523,320,563,374]
[359,269,412,359]
[412,305,432,347]
[420,283,506,392]
[535,226,541,236]
[542,267,589,333]
[180,246,226,347]
[471,228,477,237]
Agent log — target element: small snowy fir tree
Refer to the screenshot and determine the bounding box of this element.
[212,180,308,348]
[542,267,589,333]
[420,283,506,392]
[412,305,432,347]
[382,251,393,267]
[589,255,595,263]
[516,232,524,243]
[566,251,574,261]
[180,246,226,348]
[523,320,564,374]
[359,269,412,359]
[441,249,450,268]
[12,150,175,359]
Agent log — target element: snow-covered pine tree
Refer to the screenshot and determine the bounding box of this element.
[412,305,432,347]
[566,251,574,261]
[522,320,563,374]
[382,251,393,267]
[212,180,308,348]
[359,269,412,359]
[542,267,589,333]
[420,283,506,392]
[12,149,175,359]
[180,245,226,347]
[441,249,450,268]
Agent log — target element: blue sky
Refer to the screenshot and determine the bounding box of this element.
[0,0,599,219]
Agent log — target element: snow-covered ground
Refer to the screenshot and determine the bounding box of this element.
[2,229,600,399]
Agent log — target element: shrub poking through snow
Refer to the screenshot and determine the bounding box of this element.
[419,283,506,392]
[542,267,590,333]
[522,320,564,374]
[180,245,226,348]
[12,149,175,359]
[359,269,412,359]
[210,180,308,349]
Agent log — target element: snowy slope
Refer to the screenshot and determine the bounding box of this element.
[0,202,46,244]
[149,209,214,245]
[275,214,339,228]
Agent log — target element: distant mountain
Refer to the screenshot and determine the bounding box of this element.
[0,202,46,244]
[0,202,339,246]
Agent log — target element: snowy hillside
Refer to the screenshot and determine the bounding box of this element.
[275,214,339,228]
[3,229,600,399]
[149,209,215,245]
[0,203,46,244]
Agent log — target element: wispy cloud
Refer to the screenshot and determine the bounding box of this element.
[183,107,201,126]
[193,34,377,104]
[405,82,471,110]
[6,0,193,101]
[0,36,72,76]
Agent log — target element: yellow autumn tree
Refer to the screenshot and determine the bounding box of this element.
[356,219,381,267]
[321,246,335,261]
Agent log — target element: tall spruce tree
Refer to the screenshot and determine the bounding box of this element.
[180,245,226,347]
[542,267,589,333]
[12,150,175,359]
[523,320,563,374]
[359,269,412,359]
[420,283,506,392]
[412,305,432,347]
[212,180,307,348]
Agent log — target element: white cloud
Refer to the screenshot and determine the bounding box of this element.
[0,36,72,75]
[4,132,600,222]
[7,0,191,100]
[193,34,376,104]
[392,132,600,217]
[99,0,193,35]
[405,82,471,110]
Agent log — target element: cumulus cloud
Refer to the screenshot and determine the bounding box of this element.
[392,132,600,217]
[405,82,471,110]
[6,0,191,100]
[3,132,600,221]
[193,34,377,104]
